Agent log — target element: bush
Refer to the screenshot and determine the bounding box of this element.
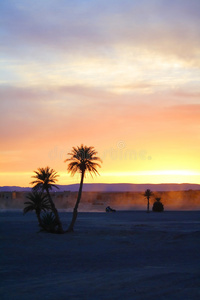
[152,197,164,212]
[41,212,59,233]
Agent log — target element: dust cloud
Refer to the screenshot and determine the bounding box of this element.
[0,190,199,211]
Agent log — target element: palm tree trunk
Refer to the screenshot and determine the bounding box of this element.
[147,197,150,213]
[36,211,43,228]
[36,211,46,230]
[67,170,85,232]
[46,188,64,233]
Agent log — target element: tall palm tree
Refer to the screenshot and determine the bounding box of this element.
[30,166,63,233]
[23,191,51,229]
[65,145,102,232]
[144,189,153,213]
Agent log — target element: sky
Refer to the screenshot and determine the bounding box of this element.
[0,0,200,186]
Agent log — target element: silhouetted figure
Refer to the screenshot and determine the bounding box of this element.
[152,197,164,212]
[106,206,116,212]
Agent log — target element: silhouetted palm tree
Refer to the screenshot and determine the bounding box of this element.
[30,166,63,233]
[144,189,153,213]
[41,212,58,233]
[65,145,102,232]
[23,191,51,228]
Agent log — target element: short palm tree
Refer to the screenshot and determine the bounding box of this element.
[41,212,58,233]
[144,189,153,213]
[30,166,63,233]
[23,191,51,228]
[65,145,102,232]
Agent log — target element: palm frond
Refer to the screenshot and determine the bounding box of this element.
[65,145,102,178]
[23,205,34,214]
[41,212,58,233]
[23,191,51,215]
[144,189,153,197]
[30,166,59,190]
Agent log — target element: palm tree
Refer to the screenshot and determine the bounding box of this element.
[30,166,63,233]
[23,191,51,229]
[144,189,153,213]
[65,145,102,232]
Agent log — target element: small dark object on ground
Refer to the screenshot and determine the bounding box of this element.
[106,206,116,212]
[152,197,164,212]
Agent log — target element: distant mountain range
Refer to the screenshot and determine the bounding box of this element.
[0,183,200,192]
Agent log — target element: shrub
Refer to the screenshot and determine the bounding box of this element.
[41,212,59,233]
[152,197,164,212]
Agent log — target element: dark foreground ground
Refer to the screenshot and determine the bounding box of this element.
[0,211,200,300]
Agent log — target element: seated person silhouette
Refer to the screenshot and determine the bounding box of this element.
[106,206,116,212]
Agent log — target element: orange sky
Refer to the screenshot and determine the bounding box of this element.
[0,0,200,187]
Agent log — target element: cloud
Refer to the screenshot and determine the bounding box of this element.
[1,84,199,158]
[164,104,200,124]
[0,0,199,100]
[172,90,200,99]
[0,1,199,184]
[1,83,199,176]
[0,0,200,65]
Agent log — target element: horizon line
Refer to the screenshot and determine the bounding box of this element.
[1,182,200,188]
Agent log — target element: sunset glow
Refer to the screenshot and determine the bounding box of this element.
[0,0,200,187]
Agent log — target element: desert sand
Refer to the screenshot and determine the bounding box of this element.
[0,210,200,299]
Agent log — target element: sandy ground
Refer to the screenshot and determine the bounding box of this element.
[0,210,200,300]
